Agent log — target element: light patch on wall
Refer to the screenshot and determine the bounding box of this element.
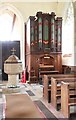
[0,13,20,41]
[0,13,13,41]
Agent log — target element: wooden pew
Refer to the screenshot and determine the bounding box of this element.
[42,74,76,80]
[51,77,76,110]
[61,81,76,118]
[42,74,76,103]
[41,74,76,84]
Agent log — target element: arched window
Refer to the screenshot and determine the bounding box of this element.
[0,4,25,68]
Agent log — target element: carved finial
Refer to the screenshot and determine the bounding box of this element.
[11,48,16,55]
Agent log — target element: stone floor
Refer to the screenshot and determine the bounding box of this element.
[0,81,75,119]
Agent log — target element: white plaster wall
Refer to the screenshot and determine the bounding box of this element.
[62,2,75,66]
[73,2,76,66]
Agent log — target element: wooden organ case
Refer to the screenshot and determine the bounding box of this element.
[25,12,62,82]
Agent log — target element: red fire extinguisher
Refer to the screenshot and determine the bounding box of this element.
[21,69,26,83]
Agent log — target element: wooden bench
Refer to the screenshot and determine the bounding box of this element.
[61,81,76,118]
[51,77,76,110]
[42,74,76,103]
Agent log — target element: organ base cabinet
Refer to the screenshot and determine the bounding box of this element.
[26,52,62,82]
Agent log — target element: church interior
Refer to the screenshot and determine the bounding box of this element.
[0,0,76,119]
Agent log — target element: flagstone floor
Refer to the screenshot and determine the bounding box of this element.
[23,82,65,119]
[0,81,67,119]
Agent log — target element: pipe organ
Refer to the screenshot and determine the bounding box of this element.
[25,11,62,82]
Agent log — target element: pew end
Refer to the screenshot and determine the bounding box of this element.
[43,75,51,103]
[61,81,76,118]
